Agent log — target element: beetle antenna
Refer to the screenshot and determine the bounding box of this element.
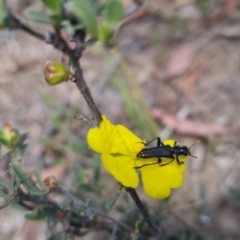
[188,140,200,159]
[189,140,200,150]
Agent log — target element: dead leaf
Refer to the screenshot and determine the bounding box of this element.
[151,108,236,137]
[122,6,147,25]
[163,44,196,80]
[182,66,208,96]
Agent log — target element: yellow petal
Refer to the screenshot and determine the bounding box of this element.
[116,124,145,157]
[141,166,171,199]
[140,163,185,199]
[87,116,132,154]
[163,139,175,146]
[87,127,110,153]
[101,153,139,188]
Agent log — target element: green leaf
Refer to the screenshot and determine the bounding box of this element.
[42,0,62,25]
[130,232,139,240]
[85,198,91,207]
[15,133,28,154]
[0,196,15,209]
[95,2,106,16]
[66,0,99,39]
[104,0,124,25]
[61,20,83,36]
[48,232,66,240]
[24,8,53,24]
[98,22,114,45]
[25,211,45,220]
[105,192,120,209]
[0,0,8,28]
[0,176,14,192]
[93,154,100,185]
[42,0,61,13]
[34,170,45,190]
[98,0,124,44]
[10,163,48,195]
[85,208,92,216]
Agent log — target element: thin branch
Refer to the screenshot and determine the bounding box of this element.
[8,12,102,125]
[71,60,102,124]
[9,13,45,41]
[18,188,132,234]
[126,188,163,240]
[18,190,63,212]
[95,211,132,233]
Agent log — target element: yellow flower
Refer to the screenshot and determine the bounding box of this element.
[87,116,188,199]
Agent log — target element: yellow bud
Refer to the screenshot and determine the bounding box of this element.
[43,61,70,86]
[0,123,19,148]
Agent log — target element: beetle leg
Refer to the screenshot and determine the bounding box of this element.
[159,159,175,166]
[134,158,161,169]
[175,155,184,164]
[145,137,164,147]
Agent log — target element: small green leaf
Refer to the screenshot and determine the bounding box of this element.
[0,0,8,28]
[61,20,84,36]
[85,198,91,207]
[135,220,142,231]
[48,232,66,240]
[130,232,139,240]
[24,8,53,24]
[95,2,106,16]
[98,22,114,45]
[10,163,48,195]
[25,211,45,220]
[105,192,120,209]
[0,196,15,209]
[98,0,124,44]
[0,176,14,192]
[42,0,61,14]
[85,208,92,216]
[93,154,100,184]
[104,0,124,25]
[66,0,99,39]
[42,0,62,25]
[14,133,28,154]
[34,170,45,190]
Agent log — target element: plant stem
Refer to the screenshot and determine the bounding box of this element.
[10,14,45,41]
[9,11,161,239]
[71,60,102,124]
[126,188,163,240]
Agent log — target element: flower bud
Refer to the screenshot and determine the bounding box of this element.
[43,61,70,86]
[0,123,19,148]
[43,175,59,192]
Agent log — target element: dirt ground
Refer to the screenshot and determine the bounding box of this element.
[1,0,240,239]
